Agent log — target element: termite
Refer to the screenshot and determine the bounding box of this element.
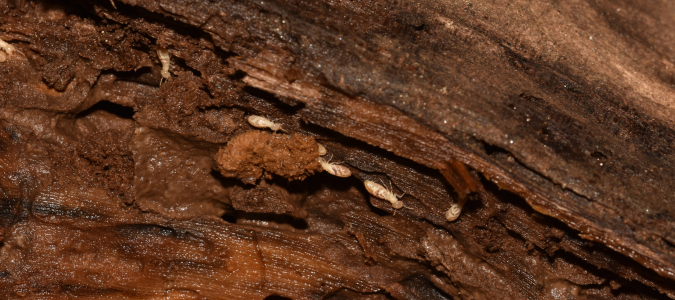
[318,155,351,177]
[0,38,17,56]
[445,195,469,221]
[157,47,171,85]
[318,143,327,156]
[0,38,23,62]
[247,115,283,132]
[364,180,405,209]
[445,204,462,221]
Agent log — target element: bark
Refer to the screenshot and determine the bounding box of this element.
[0,0,674,299]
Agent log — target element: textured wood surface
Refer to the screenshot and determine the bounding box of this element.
[0,0,674,299]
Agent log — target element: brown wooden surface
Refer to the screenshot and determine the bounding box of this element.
[0,0,674,299]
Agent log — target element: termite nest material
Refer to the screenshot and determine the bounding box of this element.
[215,130,321,184]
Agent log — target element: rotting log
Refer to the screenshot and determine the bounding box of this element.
[1,0,674,299]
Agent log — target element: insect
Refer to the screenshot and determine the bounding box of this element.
[157,47,171,85]
[364,180,405,209]
[0,38,21,62]
[247,115,283,132]
[318,143,327,156]
[445,204,462,221]
[318,155,351,177]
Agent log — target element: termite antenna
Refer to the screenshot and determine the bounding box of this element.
[328,154,344,165]
[392,203,411,215]
[378,178,388,190]
[387,180,405,199]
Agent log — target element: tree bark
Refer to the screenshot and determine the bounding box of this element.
[0,0,674,299]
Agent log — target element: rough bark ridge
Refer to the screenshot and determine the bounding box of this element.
[0,0,674,299]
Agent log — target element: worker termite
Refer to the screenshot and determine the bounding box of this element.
[318,155,351,177]
[445,204,462,221]
[157,47,171,85]
[318,143,327,156]
[364,180,406,209]
[0,38,23,62]
[0,38,17,56]
[247,115,283,132]
[445,196,468,221]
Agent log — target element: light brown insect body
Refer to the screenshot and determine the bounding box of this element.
[0,39,16,56]
[248,115,282,132]
[364,180,404,209]
[318,157,351,177]
[157,47,171,84]
[445,204,462,221]
[0,38,19,62]
[318,144,327,156]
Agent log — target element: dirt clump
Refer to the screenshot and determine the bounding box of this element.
[230,184,293,214]
[229,179,309,219]
[131,126,230,218]
[216,130,321,184]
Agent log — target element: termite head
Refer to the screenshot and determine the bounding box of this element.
[269,123,282,132]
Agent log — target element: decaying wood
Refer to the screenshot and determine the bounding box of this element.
[0,0,674,299]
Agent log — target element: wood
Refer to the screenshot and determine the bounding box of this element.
[0,0,674,299]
